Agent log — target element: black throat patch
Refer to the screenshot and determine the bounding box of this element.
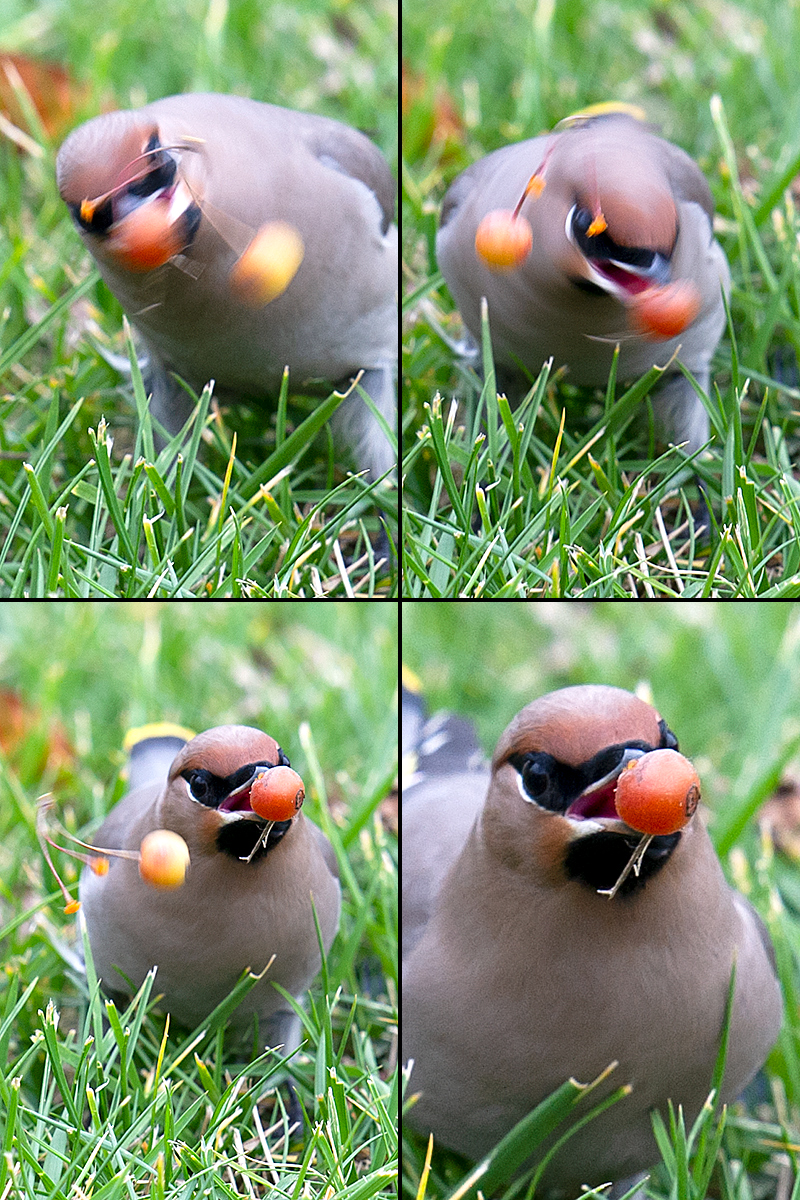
[564,829,681,896]
[215,817,292,862]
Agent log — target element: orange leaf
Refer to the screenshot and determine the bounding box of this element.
[0,53,88,140]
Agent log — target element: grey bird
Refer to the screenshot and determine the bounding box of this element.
[56,93,397,478]
[436,111,730,454]
[402,684,782,1196]
[80,723,340,1052]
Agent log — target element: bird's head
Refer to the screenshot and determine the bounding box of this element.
[540,115,703,337]
[485,685,693,896]
[163,725,301,863]
[56,109,203,271]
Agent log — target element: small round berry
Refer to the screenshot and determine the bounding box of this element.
[475,210,533,271]
[614,749,700,836]
[106,200,185,272]
[250,766,305,821]
[627,280,702,341]
[139,830,190,889]
[230,222,305,306]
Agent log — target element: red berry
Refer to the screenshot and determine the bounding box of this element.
[250,766,305,821]
[614,749,700,836]
[627,280,702,341]
[107,201,185,272]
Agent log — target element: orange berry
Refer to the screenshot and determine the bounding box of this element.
[90,856,110,876]
[106,200,185,272]
[64,899,81,914]
[475,210,533,271]
[139,830,190,889]
[230,221,304,306]
[614,749,700,836]
[250,766,305,821]
[627,280,702,341]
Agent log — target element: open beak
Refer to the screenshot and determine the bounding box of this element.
[565,747,646,831]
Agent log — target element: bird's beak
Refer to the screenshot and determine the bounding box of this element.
[563,747,647,833]
[565,204,671,302]
[199,765,273,821]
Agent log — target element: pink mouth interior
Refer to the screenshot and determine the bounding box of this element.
[218,782,255,814]
[595,262,652,296]
[566,779,619,821]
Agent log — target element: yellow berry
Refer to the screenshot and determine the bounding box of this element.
[475,210,533,271]
[230,221,304,306]
[139,830,190,889]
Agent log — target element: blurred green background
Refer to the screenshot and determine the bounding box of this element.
[402,0,793,195]
[0,598,397,803]
[1,0,397,157]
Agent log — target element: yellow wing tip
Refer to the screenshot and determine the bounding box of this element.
[123,723,196,752]
[402,665,423,693]
[559,101,648,128]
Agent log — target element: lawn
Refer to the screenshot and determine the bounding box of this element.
[0,0,397,596]
[402,0,800,596]
[402,601,800,1196]
[0,602,398,1199]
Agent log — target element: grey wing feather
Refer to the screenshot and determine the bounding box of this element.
[312,125,395,233]
[402,685,485,795]
[127,735,188,794]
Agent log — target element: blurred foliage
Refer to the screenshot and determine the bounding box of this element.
[1,0,397,159]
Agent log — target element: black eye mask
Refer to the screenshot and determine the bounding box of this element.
[180,751,292,811]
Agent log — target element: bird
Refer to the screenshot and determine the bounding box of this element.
[436,109,731,454]
[79,722,341,1053]
[56,92,397,479]
[402,684,782,1196]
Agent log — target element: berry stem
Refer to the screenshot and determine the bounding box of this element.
[596,834,654,901]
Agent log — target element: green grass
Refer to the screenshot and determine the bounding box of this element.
[0,0,397,596]
[401,601,800,1197]
[0,602,398,1200]
[402,0,800,596]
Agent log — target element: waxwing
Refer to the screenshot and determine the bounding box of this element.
[436,111,730,453]
[402,685,782,1196]
[56,93,398,478]
[79,723,341,1052]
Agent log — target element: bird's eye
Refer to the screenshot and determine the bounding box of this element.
[522,758,549,796]
[517,753,563,810]
[185,770,213,804]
